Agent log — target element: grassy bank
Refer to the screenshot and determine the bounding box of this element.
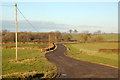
[2,49,57,78]
[65,42,118,67]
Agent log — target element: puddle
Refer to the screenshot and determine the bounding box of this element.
[61,74,67,76]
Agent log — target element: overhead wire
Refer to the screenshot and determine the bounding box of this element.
[17,7,39,32]
[1,4,39,32]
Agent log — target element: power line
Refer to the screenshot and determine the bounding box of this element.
[17,7,39,32]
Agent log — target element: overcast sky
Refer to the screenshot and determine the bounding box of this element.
[1,2,118,33]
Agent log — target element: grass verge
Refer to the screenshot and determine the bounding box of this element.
[2,49,57,78]
[65,43,118,68]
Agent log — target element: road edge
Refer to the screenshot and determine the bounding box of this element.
[45,43,59,78]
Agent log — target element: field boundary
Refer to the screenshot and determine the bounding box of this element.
[63,44,119,69]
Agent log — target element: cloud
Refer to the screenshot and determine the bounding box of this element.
[2,20,117,33]
[2,20,69,32]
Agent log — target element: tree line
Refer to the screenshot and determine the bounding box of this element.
[2,30,104,43]
[2,30,72,43]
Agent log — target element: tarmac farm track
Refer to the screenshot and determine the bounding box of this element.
[45,44,118,78]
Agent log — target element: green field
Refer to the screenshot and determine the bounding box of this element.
[70,33,118,41]
[100,34,118,41]
[65,42,118,67]
[2,49,57,78]
[2,43,49,47]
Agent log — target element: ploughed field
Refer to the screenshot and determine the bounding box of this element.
[2,43,57,78]
[65,42,118,67]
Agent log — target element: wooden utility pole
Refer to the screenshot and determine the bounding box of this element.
[55,32,57,43]
[15,3,18,60]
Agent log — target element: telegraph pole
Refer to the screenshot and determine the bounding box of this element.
[15,3,18,60]
[55,32,57,43]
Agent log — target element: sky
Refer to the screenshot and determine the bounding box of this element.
[1,2,118,33]
[1,0,119,2]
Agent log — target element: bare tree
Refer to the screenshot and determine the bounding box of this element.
[69,29,73,33]
[2,30,9,35]
[74,29,78,33]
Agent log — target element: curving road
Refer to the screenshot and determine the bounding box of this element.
[45,44,118,78]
